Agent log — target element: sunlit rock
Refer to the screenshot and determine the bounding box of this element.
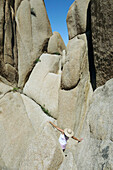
[66,0,90,39]
[48,31,66,55]
[23,53,61,119]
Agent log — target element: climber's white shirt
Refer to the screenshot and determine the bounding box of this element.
[59,134,69,149]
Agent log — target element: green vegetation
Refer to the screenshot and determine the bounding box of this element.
[34,58,41,64]
[12,87,19,92]
[53,52,61,55]
[40,104,51,117]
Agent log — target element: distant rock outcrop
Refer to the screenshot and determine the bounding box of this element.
[61,34,88,90]
[47,31,66,55]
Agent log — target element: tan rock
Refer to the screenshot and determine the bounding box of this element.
[66,0,90,39]
[58,77,93,133]
[59,152,77,170]
[61,34,88,90]
[58,34,93,135]
[0,1,17,84]
[30,0,52,54]
[0,81,13,99]
[0,76,13,86]
[16,0,32,55]
[24,53,61,119]
[88,78,113,141]
[48,31,66,55]
[5,64,18,84]
[4,1,14,65]
[16,0,33,87]
[16,0,52,87]
[0,91,63,169]
[74,79,113,170]
[20,124,64,170]
[39,73,61,119]
[0,157,7,170]
[0,92,35,169]
[58,87,78,130]
[15,0,23,13]
[21,94,56,132]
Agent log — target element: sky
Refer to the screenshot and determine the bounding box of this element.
[44,0,75,46]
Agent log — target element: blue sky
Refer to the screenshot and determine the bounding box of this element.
[44,0,75,46]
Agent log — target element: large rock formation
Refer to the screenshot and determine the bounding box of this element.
[0,91,63,169]
[0,0,113,169]
[23,53,61,119]
[91,0,113,87]
[61,34,88,90]
[58,34,93,133]
[74,79,113,170]
[67,0,113,89]
[0,92,35,169]
[0,0,52,87]
[0,0,18,84]
[16,0,52,87]
[20,124,64,170]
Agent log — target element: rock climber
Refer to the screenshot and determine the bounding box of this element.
[49,121,83,152]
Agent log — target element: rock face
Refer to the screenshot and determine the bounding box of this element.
[58,78,93,133]
[61,34,88,90]
[66,0,113,89]
[21,94,55,132]
[20,124,64,170]
[0,92,35,169]
[0,0,18,84]
[0,82,13,99]
[0,91,63,169]
[0,0,113,169]
[23,53,61,119]
[66,0,90,40]
[0,0,52,87]
[88,79,113,142]
[58,34,93,134]
[59,151,77,170]
[74,79,113,170]
[16,0,52,87]
[4,1,13,65]
[48,31,66,55]
[91,0,113,87]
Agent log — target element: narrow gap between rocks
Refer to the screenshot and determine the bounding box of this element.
[86,1,96,90]
[22,93,56,120]
[3,0,6,60]
[10,3,15,62]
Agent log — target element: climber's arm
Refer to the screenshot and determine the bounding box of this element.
[49,121,64,133]
[72,136,83,143]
